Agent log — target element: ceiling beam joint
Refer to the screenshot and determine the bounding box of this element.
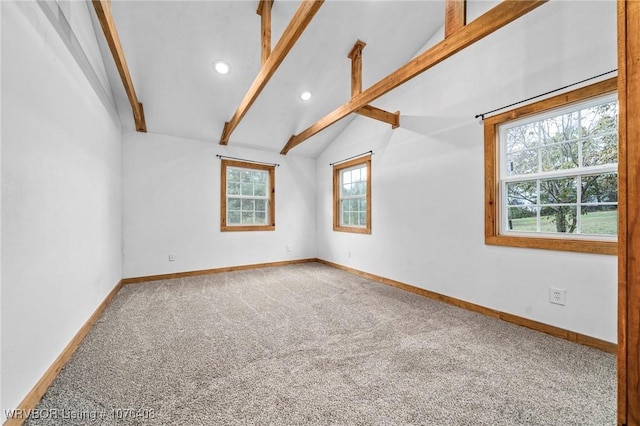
[220,0,325,146]
[445,0,466,38]
[348,39,400,129]
[280,0,547,155]
[92,0,146,132]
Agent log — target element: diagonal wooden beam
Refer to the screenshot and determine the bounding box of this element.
[348,40,400,128]
[220,0,324,145]
[357,105,400,129]
[257,0,274,65]
[280,0,547,155]
[445,0,466,38]
[92,0,146,132]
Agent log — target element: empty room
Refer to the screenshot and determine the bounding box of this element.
[2,0,639,425]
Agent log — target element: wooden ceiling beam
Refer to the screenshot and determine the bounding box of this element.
[220,0,324,146]
[257,0,274,65]
[357,105,400,129]
[445,0,466,38]
[92,0,146,132]
[348,39,400,128]
[348,40,366,97]
[280,0,547,155]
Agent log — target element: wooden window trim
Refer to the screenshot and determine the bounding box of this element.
[333,155,372,234]
[221,159,275,232]
[484,77,618,255]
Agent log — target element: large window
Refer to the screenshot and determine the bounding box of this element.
[484,78,618,254]
[221,160,275,232]
[333,155,371,234]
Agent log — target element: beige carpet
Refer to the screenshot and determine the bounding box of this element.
[27,263,615,425]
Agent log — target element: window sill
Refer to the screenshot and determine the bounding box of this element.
[485,235,617,255]
[333,226,371,234]
[221,225,275,232]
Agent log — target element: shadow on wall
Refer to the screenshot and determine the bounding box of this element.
[400,114,477,138]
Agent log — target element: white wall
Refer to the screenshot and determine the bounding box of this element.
[122,132,317,278]
[1,2,122,413]
[316,0,618,343]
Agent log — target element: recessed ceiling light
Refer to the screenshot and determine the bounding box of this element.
[300,91,312,101]
[214,61,230,75]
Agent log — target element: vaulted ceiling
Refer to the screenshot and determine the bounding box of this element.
[94,0,446,157]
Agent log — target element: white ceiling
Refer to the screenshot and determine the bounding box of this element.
[98,0,446,157]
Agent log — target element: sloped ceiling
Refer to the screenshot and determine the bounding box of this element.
[97,0,446,157]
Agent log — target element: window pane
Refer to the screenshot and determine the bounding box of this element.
[257,171,267,184]
[540,177,577,204]
[356,181,366,196]
[349,199,359,211]
[506,122,539,151]
[228,211,241,224]
[507,207,537,232]
[507,149,538,176]
[342,183,353,197]
[241,211,254,224]
[255,199,266,212]
[349,212,359,225]
[228,198,241,210]
[506,181,537,206]
[580,206,617,235]
[541,141,578,172]
[241,183,253,196]
[582,134,617,167]
[582,173,618,203]
[581,101,618,137]
[228,183,240,195]
[254,184,266,197]
[241,171,254,183]
[342,211,349,226]
[538,112,579,143]
[358,198,367,211]
[241,199,255,211]
[359,212,366,226]
[540,205,577,233]
[255,212,267,224]
[342,170,352,185]
[228,169,241,182]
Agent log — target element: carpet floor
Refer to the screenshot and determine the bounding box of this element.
[27,263,615,425]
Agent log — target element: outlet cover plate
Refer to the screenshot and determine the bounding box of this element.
[549,287,566,305]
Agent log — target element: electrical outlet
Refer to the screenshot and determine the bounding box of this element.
[168,253,175,262]
[285,245,292,253]
[549,287,566,305]
[347,250,351,258]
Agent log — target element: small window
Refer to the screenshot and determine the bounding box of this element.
[485,78,617,254]
[221,160,275,232]
[333,155,371,234]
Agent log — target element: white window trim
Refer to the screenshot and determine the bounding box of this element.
[226,166,270,227]
[339,163,368,229]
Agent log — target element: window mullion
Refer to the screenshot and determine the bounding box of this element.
[576,175,582,234]
[502,163,618,183]
[536,179,541,233]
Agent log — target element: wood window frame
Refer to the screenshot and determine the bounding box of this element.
[333,155,372,234]
[484,78,618,255]
[221,159,275,232]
